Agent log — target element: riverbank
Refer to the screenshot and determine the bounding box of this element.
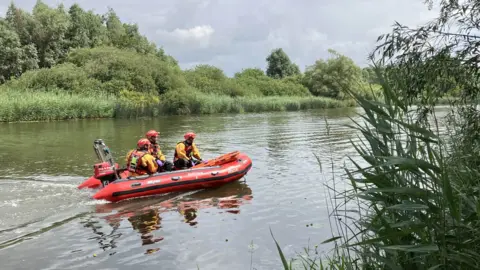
[0,90,356,122]
[1,89,459,122]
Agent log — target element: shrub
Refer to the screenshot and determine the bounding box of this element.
[66,46,188,95]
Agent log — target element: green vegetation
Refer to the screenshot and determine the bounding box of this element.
[270,0,480,269]
[0,1,395,122]
[0,90,115,122]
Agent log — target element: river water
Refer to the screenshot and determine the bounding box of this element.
[0,107,450,270]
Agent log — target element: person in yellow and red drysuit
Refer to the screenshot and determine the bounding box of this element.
[125,138,158,177]
[173,132,206,169]
[145,129,174,172]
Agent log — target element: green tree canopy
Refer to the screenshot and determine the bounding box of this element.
[0,20,38,82]
[303,49,364,99]
[265,48,300,79]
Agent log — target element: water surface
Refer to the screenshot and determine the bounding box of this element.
[0,107,450,269]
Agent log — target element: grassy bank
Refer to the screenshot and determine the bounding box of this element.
[0,90,116,122]
[0,89,355,122]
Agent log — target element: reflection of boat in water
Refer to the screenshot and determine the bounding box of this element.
[94,181,253,250]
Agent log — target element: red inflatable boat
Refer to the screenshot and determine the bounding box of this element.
[78,139,253,202]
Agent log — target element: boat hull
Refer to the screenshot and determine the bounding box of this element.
[91,152,252,202]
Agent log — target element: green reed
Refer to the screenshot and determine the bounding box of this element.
[0,90,115,122]
[271,75,480,269]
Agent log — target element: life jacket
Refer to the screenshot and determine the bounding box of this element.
[127,150,148,174]
[173,141,193,161]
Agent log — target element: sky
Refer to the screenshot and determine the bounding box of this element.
[0,0,439,76]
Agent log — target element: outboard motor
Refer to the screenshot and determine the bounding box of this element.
[92,139,120,187]
[93,139,115,164]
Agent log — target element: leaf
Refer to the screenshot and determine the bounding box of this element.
[361,187,431,196]
[312,152,323,173]
[269,227,290,270]
[387,203,429,210]
[381,244,439,253]
[320,236,342,244]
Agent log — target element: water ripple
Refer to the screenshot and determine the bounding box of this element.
[0,108,452,270]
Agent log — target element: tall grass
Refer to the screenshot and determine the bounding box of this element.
[158,91,355,115]
[0,90,116,122]
[272,76,480,269]
[0,88,355,122]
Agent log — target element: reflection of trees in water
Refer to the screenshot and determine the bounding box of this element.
[265,113,291,160]
[81,218,122,255]
[263,110,360,161]
[0,114,234,177]
[1,119,119,176]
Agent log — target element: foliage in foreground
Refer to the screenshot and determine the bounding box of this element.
[271,75,480,269]
[269,0,480,268]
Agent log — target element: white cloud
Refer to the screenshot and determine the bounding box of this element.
[171,25,214,42]
[156,25,215,49]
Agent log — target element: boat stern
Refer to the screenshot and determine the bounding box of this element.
[78,176,102,189]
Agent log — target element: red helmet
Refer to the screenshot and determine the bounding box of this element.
[146,130,159,138]
[184,132,196,140]
[137,138,151,149]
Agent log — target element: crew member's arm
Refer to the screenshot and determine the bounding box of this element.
[175,143,189,160]
[156,147,166,162]
[142,154,158,174]
[125,150,133,164]
[191,143,202,160]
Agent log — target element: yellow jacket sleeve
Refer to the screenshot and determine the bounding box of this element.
[156,148,166,162]
[175,143,188,160]
[141,154,158,174]
[191,143,201,160]
[150,144,166,162]
[125,150,134,164]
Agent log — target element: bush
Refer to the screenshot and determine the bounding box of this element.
[65,46,188,95]
[235,76,311,97]
[2,63,102,94]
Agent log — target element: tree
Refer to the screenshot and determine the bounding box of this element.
[66,4,106,49]
[371,0,480,177]
[104,8,125,47]
[5,3,36,46]
[372,0,480,105]
[265,48,300,79]
[0,21,38,82]
[30,1,70,68]
[0,2,179,82]
[303,49,364,99]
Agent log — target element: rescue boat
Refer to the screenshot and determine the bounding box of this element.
[78,139,253,202]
